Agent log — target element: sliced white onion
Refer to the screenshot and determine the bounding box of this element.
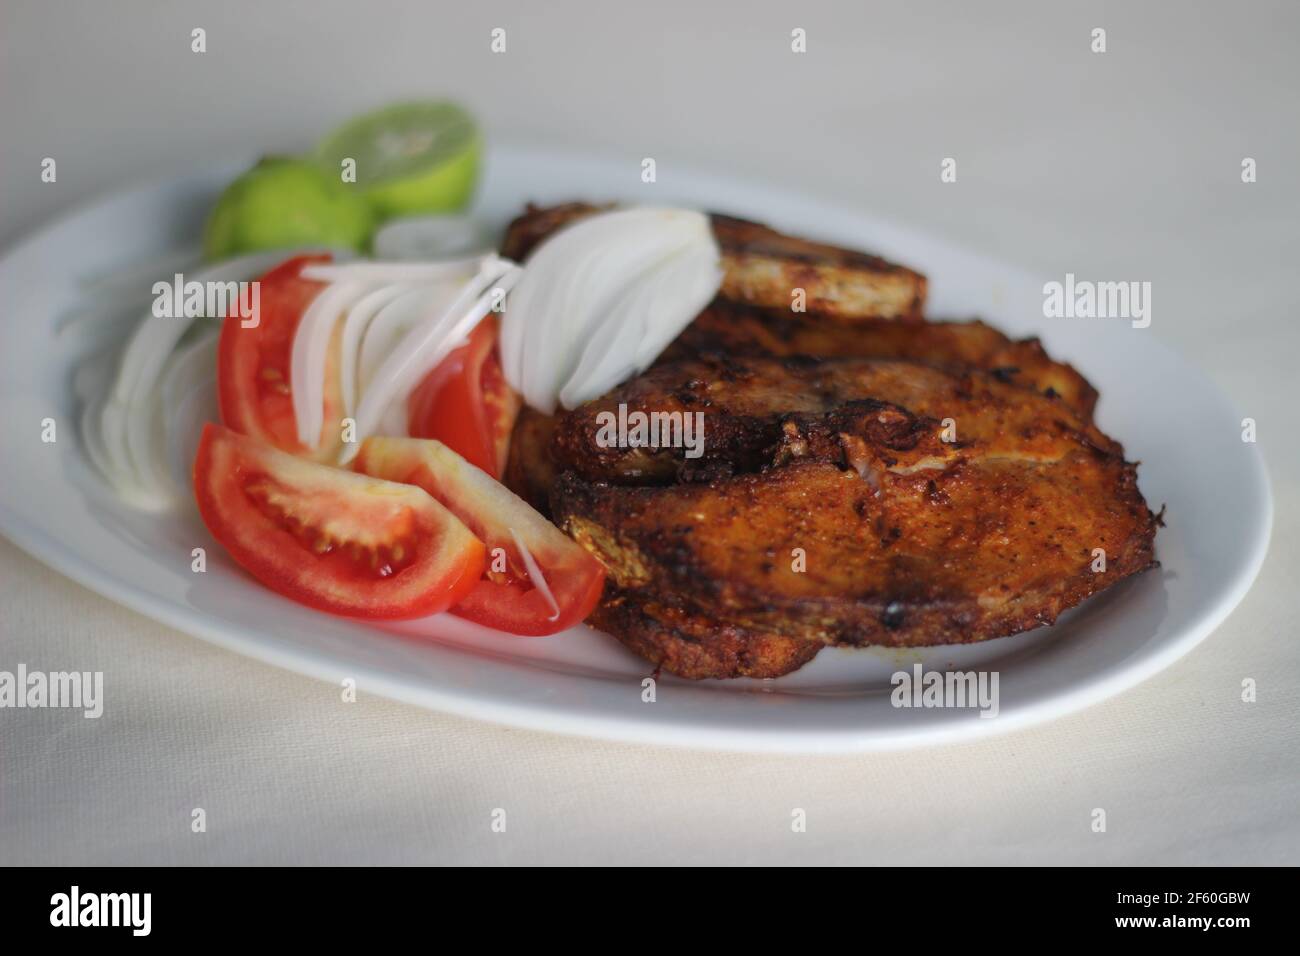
[159,330,220,497]
[376,397,410,438]
[83,205,723,514]
[82,248,343,510]
[290,280,370,447]
[87,398,168,511]
[559,241,723,409]
[338,282,416,418]
[499,207,720,414]
[80,397,116,495]
[123,366,173,502]
[355,280,464,403]
[76,346,122,495]
[107,329,218,510]
[504,209,704,397]
[501,219,628,405]
[165,379,219,496]
[341,259,522,463]
[96,396,133,500]
[107,248,345,423]
[508,527,560,622]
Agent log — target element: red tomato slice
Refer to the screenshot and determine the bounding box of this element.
[194,424,485,619]
[352,437,606,635]
[217,254,346,462]
[406,315,521,479]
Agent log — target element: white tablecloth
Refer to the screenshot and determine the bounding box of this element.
[2,0,1296,865]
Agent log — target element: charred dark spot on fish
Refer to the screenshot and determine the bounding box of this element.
[881,602,906,630]
[779,354,823,372]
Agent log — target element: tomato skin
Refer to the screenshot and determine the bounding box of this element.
[452,554,607,637]
[352,437,606,635]
[217,254,345,462]
[194,424,486,619]
[407,316,520,479]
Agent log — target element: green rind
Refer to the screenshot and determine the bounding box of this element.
[203,156,374,260]
[313,102,481,222]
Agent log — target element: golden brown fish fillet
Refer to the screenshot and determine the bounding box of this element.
[591,588,822,679]
[509,313,1099,514]
[499,202,1147,676]
[501,202,927,320]
[553,356,1158,650]
[553,354,1115,485]
[499,417,818,677]
[665,300,1098,418]
[499,202,1088,412]
[503,406,559,515]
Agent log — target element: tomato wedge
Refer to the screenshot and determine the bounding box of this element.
[352,437,606,635]
[406,315,521,479]
[194,424,485,619]
[217,254,346,462]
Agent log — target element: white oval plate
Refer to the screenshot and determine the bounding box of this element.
[0,147,1271,753]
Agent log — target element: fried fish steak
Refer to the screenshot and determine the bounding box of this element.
[552,356,1158,649]
[553,354,1116,486]
[500,202,1147,674]
[591,587,822,679]
[504,406,560,515]
[501,202,927,320]
[505,305,1100,515]
[664,300,1098,418]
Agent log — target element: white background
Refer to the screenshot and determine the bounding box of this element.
[1,0,1296,864]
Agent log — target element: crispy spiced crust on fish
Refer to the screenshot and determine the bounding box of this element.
[552,356,1157,649]
[553,354,1116,485]
[665,300,1098,418]
[590,587,822,680]
[557,456,1157,649]
[499,203,1152,676]
[501,202,927,320]
[503,406,559,515]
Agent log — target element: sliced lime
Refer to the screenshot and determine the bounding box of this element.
[203,156,374,260]
[315,101,481,222]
